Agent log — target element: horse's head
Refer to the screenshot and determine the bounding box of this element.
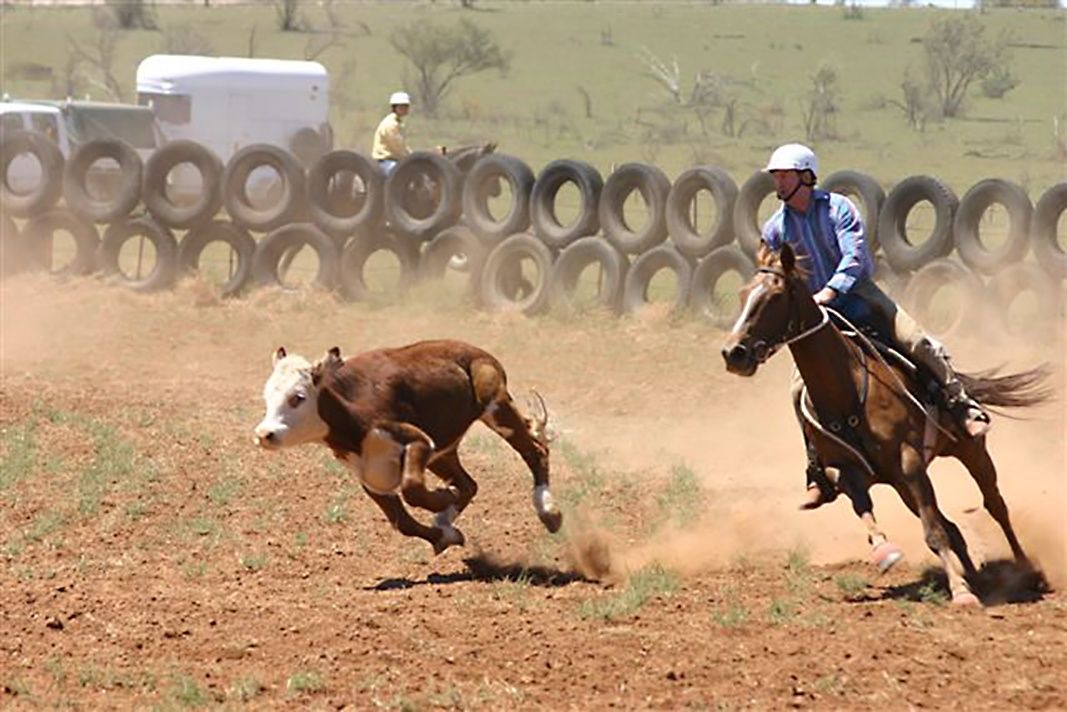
[721,243,821,377]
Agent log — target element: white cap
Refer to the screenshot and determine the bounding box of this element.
[765,143,818,176]
[389,91,411,106]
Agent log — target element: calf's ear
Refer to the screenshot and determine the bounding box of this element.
[272,347,287,367]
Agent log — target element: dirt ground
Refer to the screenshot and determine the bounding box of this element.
[1,275,1065,710]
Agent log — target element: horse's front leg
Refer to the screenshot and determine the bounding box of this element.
[830,465,904,574]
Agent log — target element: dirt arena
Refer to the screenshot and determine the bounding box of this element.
[1,275,1065,710]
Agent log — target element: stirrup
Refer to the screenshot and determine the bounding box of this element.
[799,482,836,511]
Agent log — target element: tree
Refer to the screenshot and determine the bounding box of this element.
[105,0,157,31]
[274,0,308,33]
[802,63,840,141]
[922,14,1013,118]
[389,19,511,118]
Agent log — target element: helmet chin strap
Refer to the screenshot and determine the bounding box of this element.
[778,171,815,203]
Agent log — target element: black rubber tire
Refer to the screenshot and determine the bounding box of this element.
[307,150,384,239]
[462,153,535,244]
[1031,182,1067,281]
[953,179,1032,276]
[252,222,340,291]
[143,140,224,230]
[0,130,64,218]
[985,262,1063,339]
[688,245,756,328]
[290,126,330,167]
[599,162,671,255]
[548,236,629,314]
[22,208,100,276]
[97,216,178,293]
[338,229,421,303]
[178,220,256,298]
[879,175,959,273]
[621,243,693,316]
[1,213,29,278]
[419,225,488,294]
[222,144,307,233]
[666,166,738,259]
[529,159,603,250]
[63,138,143,223]
[819,170,885,255]
[902,258,982,341]
[384,151,463,239]
[872,254,910,301]
[479,233,555,315]
[733,170,776,259]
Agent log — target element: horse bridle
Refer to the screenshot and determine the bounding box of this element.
[748,266,830,363]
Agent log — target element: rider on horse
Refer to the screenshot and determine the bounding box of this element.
[759,143,992,510]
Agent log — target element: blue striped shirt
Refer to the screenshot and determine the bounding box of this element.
[761,189,873,295]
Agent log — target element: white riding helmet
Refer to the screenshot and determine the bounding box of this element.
[389,91,411,106]
[765,143,818,177]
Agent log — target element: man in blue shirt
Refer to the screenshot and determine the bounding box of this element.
[760,144,991,510]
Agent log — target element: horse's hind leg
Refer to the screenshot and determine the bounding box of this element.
[835,466,902,573]
[956,438,1030,566]
[898,443,980,605]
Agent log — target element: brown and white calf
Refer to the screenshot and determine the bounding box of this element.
[253,339,562,554]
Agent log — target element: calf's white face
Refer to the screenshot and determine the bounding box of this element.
[254,347,329,449]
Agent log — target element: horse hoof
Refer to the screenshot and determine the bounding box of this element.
[952,592,981,607]
[432,525,465,556]
[538,508,563,534]
[433,506,458,529]
[871,542,904,573]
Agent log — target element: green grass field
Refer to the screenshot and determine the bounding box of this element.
[1,2,1064,196]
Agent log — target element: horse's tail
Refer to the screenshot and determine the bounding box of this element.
[958,363,1055,411]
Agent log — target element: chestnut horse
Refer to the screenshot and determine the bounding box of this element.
[722,244,1051,605]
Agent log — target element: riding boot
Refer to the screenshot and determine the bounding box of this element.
[911,337,991,438]
[800,446,837,511]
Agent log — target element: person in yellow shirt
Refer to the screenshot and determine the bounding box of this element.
[372,91,412,175]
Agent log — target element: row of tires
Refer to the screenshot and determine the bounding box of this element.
[2,210,1059,343]
[3,131,1065,281]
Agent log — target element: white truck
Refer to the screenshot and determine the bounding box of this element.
[0,98,163,195]
[135,54,332,165]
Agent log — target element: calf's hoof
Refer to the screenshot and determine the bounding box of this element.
[538,508,563,534]
[870,542,904,574]
[432,525,465,556]
[951,591,981,607]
